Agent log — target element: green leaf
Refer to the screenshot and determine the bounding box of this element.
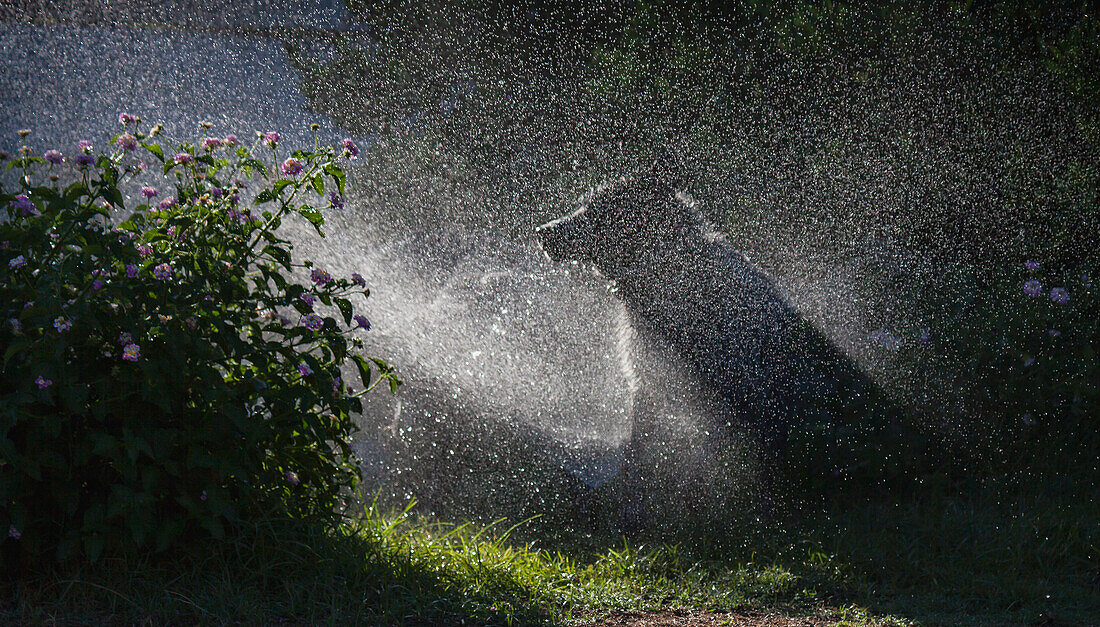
[298,206,325,236]
[324,163,346,194]
[255,189,276,204]
[334,297,353,325]
[273,178,294,196]
[311,173,324,195]
[352,355,372,390]
[143,142,165,162]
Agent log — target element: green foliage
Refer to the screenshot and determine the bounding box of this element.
[0,121,398,563]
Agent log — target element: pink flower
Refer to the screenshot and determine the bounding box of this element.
[44,149,63,164]
[264,131,280,148]
[137,244,153,257]
[310,267,332,286]
[157,198,176,212]
[10,194,36,215]
[153,263,172,280]
[35,375,52,389]
[122,343,140,361]
[224,134,238,146]
[281,157,303,177]
[77,140,93,153]
[202,137,222,151]
[302,312,323,330]
[285,470,299,486]
[341,138,359,158]
[174,152,193,165]
[141,186,157,199]
[116,133,138,152]
[8,255,26,269]
[53,316,72,332]
[118,112,136,125]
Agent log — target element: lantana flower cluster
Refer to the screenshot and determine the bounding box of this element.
[0,119,396,561]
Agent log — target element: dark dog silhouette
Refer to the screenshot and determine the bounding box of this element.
[536,169,882,530]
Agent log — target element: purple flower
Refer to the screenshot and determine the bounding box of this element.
[297,362,313,376]
[224,134,238,146]
[917,329,931,345]
[1024,260,1041,271]
[137,244,153,257]
[77,140,93,153]
[9,318,22,333]
[200,490,207,501]
[1049,329,1061,337]
[302,312,323,330]
[1049,287,1069,304]
[75,153,94,169]
[153,262,172,280]
[1021,413,1036,426]
[122,343,140,361]
[310,267,332,286]
[329,191,344,209]
[285,470,299,486]
[141,186,157,199]
[118,112,136,125]
[10,194,36,215]
[210,187,223,198]
[332,376,342,392]
[35,375,52,389]
[1083,273,1091,288]
[185,317,198,329]
[8,255,26,269]
[44,149,63,164]
[1023,356,1036,367]
[116,133,138,152]
[281,157,303,177]
[300,292,317,307]
[174,152,193,165]
[1023,280,1043,297]
[341,138,359,158]
[91,279,104,291]
[157,197,176,212]
[7,525,19,540]
[354,315,371,330]
[53,316,72,332]
[264,131,280,148]
[202,137,222,151]
[351,272,366,288]
[118,332,133,344]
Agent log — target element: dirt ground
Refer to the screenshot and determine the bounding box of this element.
[572,608,861,626]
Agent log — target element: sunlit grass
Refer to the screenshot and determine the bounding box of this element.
[5,486,1094,625]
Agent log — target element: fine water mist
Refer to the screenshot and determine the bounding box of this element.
[4,1,1096,534]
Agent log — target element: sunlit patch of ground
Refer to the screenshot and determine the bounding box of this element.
[572,607,906,626]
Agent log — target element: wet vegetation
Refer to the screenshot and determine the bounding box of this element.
[2,1,1098,625]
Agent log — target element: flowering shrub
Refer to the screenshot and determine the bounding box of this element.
[0,120,397,562]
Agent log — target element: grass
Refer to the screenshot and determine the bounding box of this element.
[3,484,1096,625]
